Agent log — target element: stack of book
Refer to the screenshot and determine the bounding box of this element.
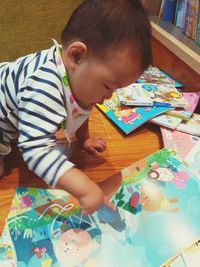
[96,65,200,180]
[96,66,199,134]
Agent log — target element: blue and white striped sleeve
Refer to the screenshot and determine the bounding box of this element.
[17,67,75,186]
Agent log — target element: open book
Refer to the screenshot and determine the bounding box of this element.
[117,83,187,108]
[1,148,200,267]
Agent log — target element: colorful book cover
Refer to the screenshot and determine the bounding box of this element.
[117,83,153,107]
[111,148,200,267]
[161,126,200,159]
[150,113,182,129]
[165,92,200,120]
[158,0,168,18]
[185,0,199,40]
[161,127,200,178]
[185,142,200,179]
[195,3,200,44]
[96,92,172,135]
[137,66,184,88]
[176,113,200,136]
[162,0,177,22]
[1,148,200,267]
[117,83,187,108]
[175,0,186,28]
[173,0,181,26]
[182,0,190,34]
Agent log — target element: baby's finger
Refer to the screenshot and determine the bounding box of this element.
[87,147,98,154]
[94,144,105,152]
[97,138,106,148]
[103,197,116,211]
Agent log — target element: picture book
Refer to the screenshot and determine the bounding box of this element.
[176,113,200,136]
[158,0,167,19]
[112,148,200,267]
[162,0,177,22]
[184,142,200,180]
[161,126,200,159]
[117,83,153,107]
[175,0,186,29]
[167,240,200,267]
[96,92,172,135]
[150,114,183,129]
[161,127,200,179]
[1,148,200,267]
[137,66,184,88]
[165,92,200,120]
[117,83,187,108]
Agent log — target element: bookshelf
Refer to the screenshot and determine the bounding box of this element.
[141,1,200,77]
[150,17,200,76]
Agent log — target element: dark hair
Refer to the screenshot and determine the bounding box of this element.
[61,0,152,69]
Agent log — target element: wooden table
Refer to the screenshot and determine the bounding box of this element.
[0,107,162,235]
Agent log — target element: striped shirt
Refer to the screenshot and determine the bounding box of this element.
[0,41,91,186]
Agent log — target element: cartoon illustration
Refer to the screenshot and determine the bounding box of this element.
[114,106,141,124]
[139,182,178,212]
[28,247,52,267]
[53,228,99,267]
[113,181,179,214]
[148,162,189,188]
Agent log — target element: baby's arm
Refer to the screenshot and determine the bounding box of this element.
[76,119,106,154]
[56,167,114,215]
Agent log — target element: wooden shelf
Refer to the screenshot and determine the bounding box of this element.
[151,17,200,76]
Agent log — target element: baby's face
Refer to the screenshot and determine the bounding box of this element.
[66,45,143,108]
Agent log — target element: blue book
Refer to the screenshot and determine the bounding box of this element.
[162,0,177,21]
[96,92,172,135]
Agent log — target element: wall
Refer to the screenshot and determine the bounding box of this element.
[0,0,81,61]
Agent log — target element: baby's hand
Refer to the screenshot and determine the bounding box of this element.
[83,137,106,154]
[79,182,115,216]
[56,167,114,216]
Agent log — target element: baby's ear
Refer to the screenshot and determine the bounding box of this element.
[65,42,88,69]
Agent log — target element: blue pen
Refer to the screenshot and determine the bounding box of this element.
[153,101,171,107]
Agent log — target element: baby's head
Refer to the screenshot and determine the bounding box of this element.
[61,0,152,108]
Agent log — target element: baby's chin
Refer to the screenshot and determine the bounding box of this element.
[79,102,94,109]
